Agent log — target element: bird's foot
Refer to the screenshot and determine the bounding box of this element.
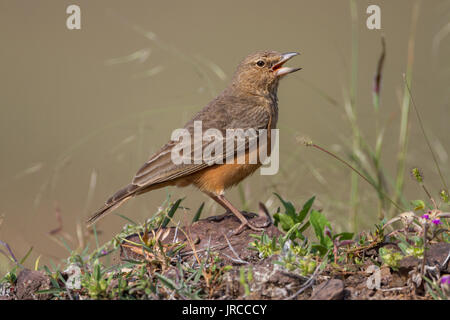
[207,210,257,222]
[240,211,258,219]
[231,220,265,236]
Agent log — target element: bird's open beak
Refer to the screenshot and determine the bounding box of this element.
[272,52,301,77]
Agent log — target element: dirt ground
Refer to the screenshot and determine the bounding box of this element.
[2,212,449,300]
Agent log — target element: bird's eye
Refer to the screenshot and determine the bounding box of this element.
[256,60,265,67]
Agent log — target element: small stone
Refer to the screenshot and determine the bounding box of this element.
[399,256,419,272]
[399,243,450,273]
[63,264,82,290]
[426,243,450,272]
[15,269,52,300]
[310,279,344,300]
[380,266,392,285]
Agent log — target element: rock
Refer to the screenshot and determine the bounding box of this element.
[120,211,281,265]
[380,266,393,285]
[426,243,450,272]
[0,282,13,300]
[399,242,450,273]
[221,255,308,299]
[63,264,82,290]
[15,269,52,300]
[310,279,344,300]
[399,256,419,272]
[390,273,407,287]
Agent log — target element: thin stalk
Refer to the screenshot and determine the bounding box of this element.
[403,75,449,196]
[349,0,360,231]
[421,222,428,277]
[373,36,387,219]
[390,2,420,218]
[306,142,404,212]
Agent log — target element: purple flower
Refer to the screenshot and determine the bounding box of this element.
[432,219,442,225]
[441,275,450,285]
[421,214,430,220]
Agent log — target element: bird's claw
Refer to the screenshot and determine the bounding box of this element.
[231,221,266,236]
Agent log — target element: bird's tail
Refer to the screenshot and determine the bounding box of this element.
[86,183,139,227]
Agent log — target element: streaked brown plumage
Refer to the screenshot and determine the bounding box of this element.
[87,50,301,233]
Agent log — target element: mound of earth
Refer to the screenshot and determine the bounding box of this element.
[2,211,449,300]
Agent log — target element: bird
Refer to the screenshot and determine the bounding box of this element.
[87,50,301,234]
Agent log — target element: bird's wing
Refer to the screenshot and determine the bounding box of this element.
[132,96,271,188]
[87,97,271,226]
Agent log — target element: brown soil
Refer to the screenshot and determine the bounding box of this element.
[119,212,449,300]
[3,212,449,300]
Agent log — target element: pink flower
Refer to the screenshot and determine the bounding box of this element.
[441,275,450,285]
[432,219,442,225]
[421,214,430,220]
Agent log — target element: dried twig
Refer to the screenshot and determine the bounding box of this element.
[285,263,322,300]
[223,233,248,265]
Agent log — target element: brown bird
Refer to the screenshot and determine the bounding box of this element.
[87,50,301,234]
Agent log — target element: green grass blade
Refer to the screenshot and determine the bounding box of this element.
[161,198,183,228]
[192,202,204,223]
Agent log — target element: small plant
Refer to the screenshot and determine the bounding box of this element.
[249,232,282,259]
[423,275,449,300]
[2,270,17,286]
[273,194,315,241]
[81,260,112,299]
[397,235,424,259]
[239,266,253,297]
[270,196,355,264]
[309,209,354,261]
[379,247,403,270]
[275,243,317,276]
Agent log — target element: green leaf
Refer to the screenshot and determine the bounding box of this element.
[192,202,204,223]
[274,213,295,231]
[155,273,177,290]
[334,232,354,241]
[35,288,64,295]
[271,236,277,250]
[311,243,329,256]
[94,263,102,281]
[114,213,138,225]
[19,246,33,265]
[298,196,315,223]
[410,200,425,211]
[193,264,203,283]
[93,225,100,250]
[298,221,311,234]
[281,222,301,246]
[43,265,60,289]
[161,198,183,228]
[397,242,409,255]
[58,236,72,253]
[274,193,297,220]
[309,210,332,248]
[272,213,280,226]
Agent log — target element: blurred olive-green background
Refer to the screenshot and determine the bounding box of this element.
[0,0,449,272]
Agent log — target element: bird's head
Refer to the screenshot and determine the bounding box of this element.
[231,51,301,97]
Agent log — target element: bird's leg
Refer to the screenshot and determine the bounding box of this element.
[208,195,255,219]
[209,194,265,234]
[208,194,228,211]
[204,194,231,222]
